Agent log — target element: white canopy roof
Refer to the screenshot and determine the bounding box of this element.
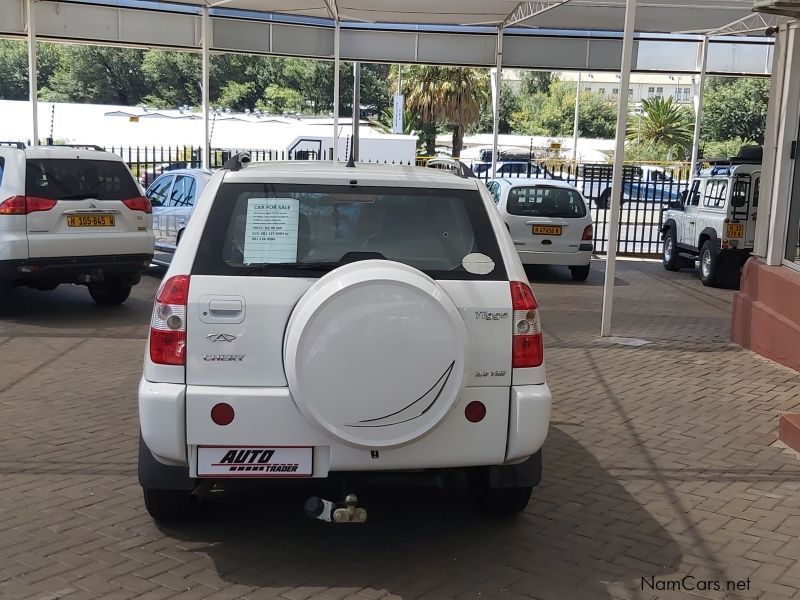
[156,0,760,35]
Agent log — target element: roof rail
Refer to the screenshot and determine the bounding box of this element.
[44,143,106,151]
[222,152,252,172]
[0,141,26,150]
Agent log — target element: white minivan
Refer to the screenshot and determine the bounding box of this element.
[138,160,552,522]
[488,178,594,281]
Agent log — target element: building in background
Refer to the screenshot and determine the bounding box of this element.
[505,70,696,107]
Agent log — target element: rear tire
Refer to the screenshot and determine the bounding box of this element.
[468,468,533,514]
[662,228,680,271]
[88,282,132,305]
[597,188,612,209]
[143,488,198,522]
[35,283,59,292]
[570,265,590,282]
[699,241,719,287]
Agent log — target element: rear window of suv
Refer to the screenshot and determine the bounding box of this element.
[507,186,587,218]
[192,183,506,280]
[25,159,139,201]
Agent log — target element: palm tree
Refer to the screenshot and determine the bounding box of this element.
[438,67,489,158]
[399,65,446,156]
[399,66,489,157]
[627,96,693,155]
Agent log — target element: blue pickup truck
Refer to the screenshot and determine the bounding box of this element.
[572,164,687,208]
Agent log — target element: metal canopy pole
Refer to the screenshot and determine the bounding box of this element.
[201,5,210,169]
[491,27,503,178]
[690,36,709,175]
[332,20,340,161]
[27,0,38,145]
[600,0,636,338]
[572,71,582,162]
[352,62,360,161]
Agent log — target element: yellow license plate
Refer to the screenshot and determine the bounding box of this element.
[532,225,562,236]
[67,215,115,227]
[725,223,744,238]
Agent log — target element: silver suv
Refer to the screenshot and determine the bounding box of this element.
[0,143,154,303]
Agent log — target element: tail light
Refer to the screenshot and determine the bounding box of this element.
[510,281,544,368]
[150,275,190,365]
[123,196,153,214]
[582,224,593,241]
[0,196,57,215]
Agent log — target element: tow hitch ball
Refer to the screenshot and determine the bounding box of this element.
[304,493,367,524]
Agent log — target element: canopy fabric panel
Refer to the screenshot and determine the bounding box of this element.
[169,0,758,34]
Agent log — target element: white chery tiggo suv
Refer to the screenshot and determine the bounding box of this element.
[0,143,154,303]
[138,159,552,521]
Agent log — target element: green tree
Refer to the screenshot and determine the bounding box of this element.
[702,77,769,144]
[141,51,200,108]
[0,40,65,101]
[624,141,673,162]
[42,45,147,105]
[260,84,304,113]
[475,82,520,134]
[520,71,557,95]
[702,137,756,159]
[627,96,693,156]
[510,82,616,139]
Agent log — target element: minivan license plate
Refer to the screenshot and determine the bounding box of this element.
[197,446,313,477]
[532,225,562,236]
[67,215,115,227]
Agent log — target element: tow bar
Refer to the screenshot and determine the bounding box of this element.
[304,493,367,524]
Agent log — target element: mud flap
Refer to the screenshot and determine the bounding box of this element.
[488,451,542,489]
[138,432,196,491]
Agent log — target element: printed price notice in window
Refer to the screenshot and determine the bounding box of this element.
[243,198,300,264]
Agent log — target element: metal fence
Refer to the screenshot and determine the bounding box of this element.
[105,145,691,258]
[460,159,691,257]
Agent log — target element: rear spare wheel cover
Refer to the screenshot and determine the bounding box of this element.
[284,260,469,449]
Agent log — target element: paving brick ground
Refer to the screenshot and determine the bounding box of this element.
[1,258,799,600]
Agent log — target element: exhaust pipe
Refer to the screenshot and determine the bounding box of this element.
[305,493,367,524]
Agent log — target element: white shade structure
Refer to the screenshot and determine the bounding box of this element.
[1,0,782,336]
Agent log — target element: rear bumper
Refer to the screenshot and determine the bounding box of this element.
[0,253,153,286]
[516,249,592,266]
[138,379,552,476]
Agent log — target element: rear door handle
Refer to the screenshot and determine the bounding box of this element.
[199,295,246,324]
[210,299,242,314]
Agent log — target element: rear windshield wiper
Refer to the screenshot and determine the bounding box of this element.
[239,262,340,274]
[58,191,101,200]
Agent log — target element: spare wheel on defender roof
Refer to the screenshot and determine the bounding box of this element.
[284,260,469,449]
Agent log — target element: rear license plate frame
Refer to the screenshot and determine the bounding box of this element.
[67,214,115,227]
[532,225,562,236]
[197,445,314,478]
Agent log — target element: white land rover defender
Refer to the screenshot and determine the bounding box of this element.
[138,157,552,522]
[661,147,761,287]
